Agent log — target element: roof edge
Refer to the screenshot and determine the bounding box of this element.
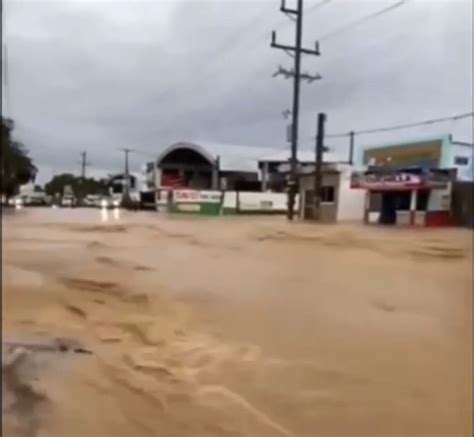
[362,133,451,151]
[156,142,217,166]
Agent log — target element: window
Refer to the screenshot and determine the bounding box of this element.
[304,186,335,205]
[321,186,335,203]
[454,156,469,166]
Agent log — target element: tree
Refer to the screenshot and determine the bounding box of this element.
[1,117,37,199]
[44,173,109,197]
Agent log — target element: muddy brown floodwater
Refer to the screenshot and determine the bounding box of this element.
[2,208,472,437]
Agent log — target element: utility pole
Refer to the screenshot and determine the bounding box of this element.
[120,148,133,205]
[80,151,90,180]
[77,151,91,205]
[348,131,355,165]
[1,0,7,118]
[271,0,321,221]
[313,113,326,220]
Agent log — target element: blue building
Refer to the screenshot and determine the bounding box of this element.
[360,134,473,181]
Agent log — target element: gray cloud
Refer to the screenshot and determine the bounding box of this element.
[3,0,473,184]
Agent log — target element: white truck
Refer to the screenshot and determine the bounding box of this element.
[61,185,76,207]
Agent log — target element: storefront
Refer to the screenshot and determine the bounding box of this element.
[351,168,455,227]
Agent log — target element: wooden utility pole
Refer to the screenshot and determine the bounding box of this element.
[313,113,326,220]
[271,0,321,221]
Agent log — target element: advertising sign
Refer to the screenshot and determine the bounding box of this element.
[351,172,422,190]
[351,171,450,191]
[173,190,222,204]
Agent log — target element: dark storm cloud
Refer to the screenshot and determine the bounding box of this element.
[3,0,473,183]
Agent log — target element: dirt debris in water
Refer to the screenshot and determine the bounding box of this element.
[2,347,48,437]
[2,209,472,437]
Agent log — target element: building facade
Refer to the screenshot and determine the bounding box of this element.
[360,134,473,181]
[145,142,281,192]
[257,150,345,192]
[296,163,366,223]
[351,167,455,227]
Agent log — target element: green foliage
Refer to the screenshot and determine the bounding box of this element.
[1,117,37,197]
[44,173,109,197]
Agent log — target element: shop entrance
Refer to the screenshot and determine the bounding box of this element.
[379,191,411,225]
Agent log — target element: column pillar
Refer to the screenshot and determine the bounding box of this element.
[211,157,220,190]
[154,167,161,190]
[262,161,269,192]
[364,191,370,224]
[410,189,417,225]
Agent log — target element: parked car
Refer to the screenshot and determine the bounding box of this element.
[98,196,121,209]
[8,196,24,207]
[83,194,101,207]
[61,196,77,207]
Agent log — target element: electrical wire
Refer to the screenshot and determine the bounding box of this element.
[318,0,408,41]
[307,0,333,14]
[325,111,474,138]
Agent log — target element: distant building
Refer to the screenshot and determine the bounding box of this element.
[108,172,143,202]
[258,150,348,192]
[144,141,289,192]
[360,134,473,181]
[351,167,456,227]
[276,162,365,223]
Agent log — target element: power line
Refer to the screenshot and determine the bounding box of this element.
[318,0,409,41]
[135,1,411,147]
[140,0,333,126]
[325,111,474,138]
[307,0,332,14]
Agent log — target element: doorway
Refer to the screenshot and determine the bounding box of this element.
[379,191,411,225]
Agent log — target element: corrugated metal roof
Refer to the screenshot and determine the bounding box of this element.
[258,149,344,164]
[156,141,346,173]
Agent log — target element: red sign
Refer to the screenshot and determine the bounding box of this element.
[161,174,185,188]
[174,190,200,201]
[351,171,450,191]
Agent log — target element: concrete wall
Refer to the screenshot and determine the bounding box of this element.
[427,185,451,211]
[223,191,238,212]
[237,192,292,212]
[336,167,366,222]
[446,144,473,181]
[158,190,293,215]
[451,181,474,227]
[222,191,295,214]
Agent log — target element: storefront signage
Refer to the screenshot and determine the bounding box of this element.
[173,190,222,203]
[351,171,449,190]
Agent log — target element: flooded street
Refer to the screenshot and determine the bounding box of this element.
[2,208,472,437]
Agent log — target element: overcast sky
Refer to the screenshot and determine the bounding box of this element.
[2,0,473,183]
